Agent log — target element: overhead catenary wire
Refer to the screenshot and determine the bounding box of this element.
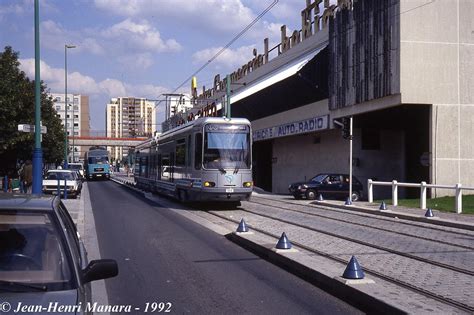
[153,0,279,110]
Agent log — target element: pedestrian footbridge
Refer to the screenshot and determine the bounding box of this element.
[68,136,148,147]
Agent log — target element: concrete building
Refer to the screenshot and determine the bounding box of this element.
[186,0,473,198]
[50,93,90,162]
[105,97,156,162]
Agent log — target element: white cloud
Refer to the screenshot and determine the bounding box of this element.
[94,0,255,34]
[101,19,181,53]
[19,58,168,100]
[192,45,257,71]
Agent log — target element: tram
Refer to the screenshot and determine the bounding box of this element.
[134,117,253,204]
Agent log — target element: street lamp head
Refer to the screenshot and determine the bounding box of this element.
[65,44,76,49]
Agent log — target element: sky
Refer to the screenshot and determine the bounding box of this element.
[0,0,312,132]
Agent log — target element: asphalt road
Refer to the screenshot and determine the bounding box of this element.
[89,180,363,314]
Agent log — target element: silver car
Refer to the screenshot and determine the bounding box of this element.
[0,195,118,314]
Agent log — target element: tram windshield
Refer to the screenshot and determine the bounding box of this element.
[203,124,250,170]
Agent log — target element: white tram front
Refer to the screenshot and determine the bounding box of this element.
[134,117,253,204]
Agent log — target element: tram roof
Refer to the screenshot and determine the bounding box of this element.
[134,117,250,150]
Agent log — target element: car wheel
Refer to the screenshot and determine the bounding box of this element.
[306,189,317,200]
[293,194,302,200]
[351,191,360,202]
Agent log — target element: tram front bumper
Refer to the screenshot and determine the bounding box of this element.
[199,187,252,202]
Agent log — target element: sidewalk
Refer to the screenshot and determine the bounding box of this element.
[62,182,109,312]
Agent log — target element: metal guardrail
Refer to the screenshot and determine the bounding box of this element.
[367,179,474,214]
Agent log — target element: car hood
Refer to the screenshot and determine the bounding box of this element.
[0,289,78,313]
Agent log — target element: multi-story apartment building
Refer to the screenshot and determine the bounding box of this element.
[50,93,90,162]
[106,97,157,162]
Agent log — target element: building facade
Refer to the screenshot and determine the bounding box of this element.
[186,0,473,199]
[50,93,90,162]
[105,97,156,162]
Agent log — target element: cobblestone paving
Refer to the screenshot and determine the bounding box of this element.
[186,209,468,314]
[250,196,474,270]
[214,205,474,309]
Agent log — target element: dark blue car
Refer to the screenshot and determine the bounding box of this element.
[288,173,363,201]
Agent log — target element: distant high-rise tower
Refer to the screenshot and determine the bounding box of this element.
[50,93,90,162]
[106,97,156,162]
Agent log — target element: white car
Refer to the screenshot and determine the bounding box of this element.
[68,162,85,179]
[42,170,81,198]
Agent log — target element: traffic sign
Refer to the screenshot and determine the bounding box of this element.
[18,124,47,134]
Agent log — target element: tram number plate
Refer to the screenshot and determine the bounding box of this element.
[226,188,234,193]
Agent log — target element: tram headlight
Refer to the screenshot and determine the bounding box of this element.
[243,181,253,188]
[203,181,215,187]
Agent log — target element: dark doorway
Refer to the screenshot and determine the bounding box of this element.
[253,140,272,192]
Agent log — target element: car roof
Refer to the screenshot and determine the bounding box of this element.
[47,169,74,173]
[0,194,59,211]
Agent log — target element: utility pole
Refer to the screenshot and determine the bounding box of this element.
[226,74,231,118]
[32,0,43,195]
[348,116,353,203]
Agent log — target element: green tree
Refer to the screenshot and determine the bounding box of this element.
[0,46,65,175]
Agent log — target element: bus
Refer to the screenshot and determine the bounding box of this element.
[84,146,110,180]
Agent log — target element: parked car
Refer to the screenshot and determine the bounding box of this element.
[42,170,82,198]
[68,163,85,180]
[0,195,118,312]
[288,173,364,201]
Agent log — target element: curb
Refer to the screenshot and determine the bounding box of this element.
[312,201,474,231]
[226,232,405,314]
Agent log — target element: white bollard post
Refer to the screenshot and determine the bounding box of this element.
[420,181,427,210]
[392,180,398,206]
[455,183,462,214]
[368,179,373,203]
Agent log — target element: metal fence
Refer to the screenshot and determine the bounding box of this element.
[367,179,474,214]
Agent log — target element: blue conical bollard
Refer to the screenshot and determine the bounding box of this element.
[379,201,387,210]
[425,208,434,217]
[317,194,324,201]
[275,232,292,249]
[236,218,249,232]
[342,256,365,279]
[345,197,352,205]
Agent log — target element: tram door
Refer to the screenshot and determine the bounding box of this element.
[253,140,272,192]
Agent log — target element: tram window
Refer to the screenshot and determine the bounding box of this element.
[176,139,185,166]
[161,155,170,178]
[195,133,202,169]
[187,135,191,167]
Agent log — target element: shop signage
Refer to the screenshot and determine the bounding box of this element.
[253,115,329,142]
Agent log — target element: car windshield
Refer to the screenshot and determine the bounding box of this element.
[203,124,251,170]
[68,164,82,171]
[88,156,108,164]
[46,172,74,180]
[311,174,327,182]
[0,211,73,291]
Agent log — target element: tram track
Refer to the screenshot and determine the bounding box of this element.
[251,195,474,250]
[204,207,474,313]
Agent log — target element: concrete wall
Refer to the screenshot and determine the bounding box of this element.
[400,0,474,195]
[271,127,405,198]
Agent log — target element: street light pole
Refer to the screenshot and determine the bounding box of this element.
[32,0,42,194]
[72,97,75,162]
[64,44,76,167]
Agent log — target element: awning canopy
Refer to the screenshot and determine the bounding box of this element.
[230,46,329,121]
[230,45,326,104]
